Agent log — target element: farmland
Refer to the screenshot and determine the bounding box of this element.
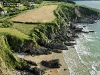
[10,5,58,23]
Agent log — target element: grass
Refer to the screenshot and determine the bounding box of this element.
[12,23,37,35]
[42,1,62,5]
[10,5,58,23]
[0,36,17,70]
[0,28,29,39]
[17,6,27,11]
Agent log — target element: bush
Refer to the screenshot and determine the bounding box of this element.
[2,20,14,28]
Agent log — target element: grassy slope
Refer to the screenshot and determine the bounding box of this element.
[0,28,29,39]
[12,23,37,35]
[10,5,58,23]
[0,35,19,74]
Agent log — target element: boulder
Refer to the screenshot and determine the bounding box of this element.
[89,30,95,32]
[64,42,76,46]
[41,59,61,68]
[30,67,41,75]
[75,28,83,32]
[25,60,37,66]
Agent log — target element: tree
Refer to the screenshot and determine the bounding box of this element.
[34,0,43,4]
[2,20,14,28]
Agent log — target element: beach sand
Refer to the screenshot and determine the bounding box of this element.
[24,52,70,75]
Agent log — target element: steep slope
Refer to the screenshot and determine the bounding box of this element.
[0,35,19,74]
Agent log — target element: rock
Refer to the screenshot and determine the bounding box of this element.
[83,26,86,27]
[82,30,95,33]
[64,42,76,46]
[75,28,83,32]
[23,49,31,53]
[24,47,52,55]
[52,49,62,53]
[82,31,89,33]
[41,59,61,68]
[25,60,37,66]
[68,37,75,41]
[89,30,95,32]
[46,39,68,50]
[88,19,96,24]
[30,67,41,75]
[64,69,67,71]
[15,64,30,71]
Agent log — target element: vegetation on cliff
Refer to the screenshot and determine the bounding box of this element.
[0,35,21,74]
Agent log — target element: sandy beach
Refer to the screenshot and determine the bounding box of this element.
[24,52,70,75]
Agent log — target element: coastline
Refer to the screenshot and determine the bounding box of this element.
[63,45,90,75]
[24,51,70,75]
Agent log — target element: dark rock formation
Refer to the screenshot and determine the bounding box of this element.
[82,31,89,33]
[22,47,52,55]
[46,39,68,50]
[52,49,62,53]
[15,64,30,71]
[25,60,37,66]
[64,42,76,46]
[83,26,86,27]
[89,30,95,32]
[41,59,61,68]
[31,48,52,55]
[75,28,83,32]
[30,67,41,75]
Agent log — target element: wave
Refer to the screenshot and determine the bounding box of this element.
[63,22,100,75]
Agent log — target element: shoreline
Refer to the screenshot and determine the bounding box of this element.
[23,51,70,75]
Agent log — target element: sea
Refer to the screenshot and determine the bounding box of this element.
[63,1,100,75]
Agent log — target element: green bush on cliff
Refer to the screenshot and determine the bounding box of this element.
[6,34,36,52]
[0,35,29,73]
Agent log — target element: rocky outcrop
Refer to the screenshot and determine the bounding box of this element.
[64,42,76,46]
[89,30,95,32]
[25,60,37,66]
[30,67,41,75]
[41,59,61,68]
[22,47,52,55]
[52,49,62,53]
[15,66,41,75]
[46,39,68,50]
[75,28,83,32]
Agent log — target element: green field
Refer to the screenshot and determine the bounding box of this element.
[12,23,37,35]
[0,28,29,39]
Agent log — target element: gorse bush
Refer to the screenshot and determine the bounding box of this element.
[2,20,14,28]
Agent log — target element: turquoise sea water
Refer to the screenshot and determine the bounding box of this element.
[75,1,100,9]
[63,1,100,75]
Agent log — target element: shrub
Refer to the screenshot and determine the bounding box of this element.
[2,20,14,28]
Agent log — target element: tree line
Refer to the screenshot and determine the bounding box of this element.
[0,0,75,4]
[0,0,43,4]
